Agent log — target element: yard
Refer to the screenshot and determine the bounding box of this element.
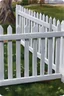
[0,3,64,96]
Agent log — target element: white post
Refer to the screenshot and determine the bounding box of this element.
[60,20,64,83]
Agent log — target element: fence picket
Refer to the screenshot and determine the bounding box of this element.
[24,39,29,77]
[43,14,45,21]
[38,13,42,53]
[24,25,29,77]
[33,12,36,26]
[0,26,4,80]
[52,18,56,64]
[32,38,37,76]
[18,5,22,30]
[45,15,48,58]
[55,21,61,73]
[30,10,33,47]
[16,5,19,29]
[40,38,45,75]
[21,7,24,33]
[48,17,53,74]
[39,26,44,53]
[7,26,13,79]
[16,27,21,78]
[32,25,38,76]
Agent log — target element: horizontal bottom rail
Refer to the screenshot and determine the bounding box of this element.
[0,73,61,86]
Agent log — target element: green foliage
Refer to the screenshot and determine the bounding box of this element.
[0,80,64,96]
[22,0,29,5]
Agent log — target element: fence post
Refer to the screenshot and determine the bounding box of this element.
[60,20,64,83]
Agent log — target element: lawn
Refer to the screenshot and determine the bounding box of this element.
[25,4,64,22]
[0,3,64,96]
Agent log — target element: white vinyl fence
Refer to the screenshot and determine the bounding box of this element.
[0,5,64,86]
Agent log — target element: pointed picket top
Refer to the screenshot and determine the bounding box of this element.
[43,14,45,21]
[57,20,60,26]
[49,17,52,23]
[34,11,36,17]
[26,8,29,14]
[0,25,3,34]
[40,13,42,16]
[46,15,48,22]
[39,13,42,20]
[49,17,52,31]
[61,20,64,31]
[56,20,61,31]
[36,12,39,18]
[31,10,33,16]
[7,25,12,34]
[49,16,52,20]
[53,17,56,25]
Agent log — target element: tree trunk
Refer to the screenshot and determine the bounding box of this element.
[0,0,15,24]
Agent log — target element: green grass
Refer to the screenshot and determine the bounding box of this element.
[0,79,64,96]
[25,4,64,22]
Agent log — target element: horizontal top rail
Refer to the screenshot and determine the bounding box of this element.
[0,31,64,41]
[18,11,57,31]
